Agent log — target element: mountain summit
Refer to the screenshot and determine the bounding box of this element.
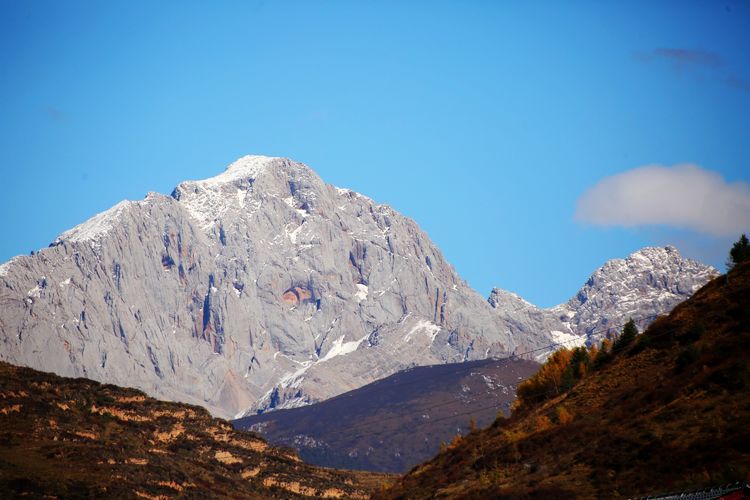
[0,156,717,418]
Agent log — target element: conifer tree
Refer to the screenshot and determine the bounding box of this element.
[612,318,638,353]
[561,346,592,391]
[594,338,612,367]
[727,234,750,271]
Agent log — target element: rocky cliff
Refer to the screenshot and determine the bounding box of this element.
[0,156,717,418]
[488,245,719,356]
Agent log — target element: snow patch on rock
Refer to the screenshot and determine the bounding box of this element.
[0,256,21,277]
[549,330,587,348]
[55,200,132,244]
[198,155,274,187]
[404,319,442,343]
[173,155,278,228]
[319,334,368,363]
[354,284,368,302]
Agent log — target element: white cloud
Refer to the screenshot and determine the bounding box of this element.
[575,164,750,237]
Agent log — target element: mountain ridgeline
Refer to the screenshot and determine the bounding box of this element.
[0,156,717,419]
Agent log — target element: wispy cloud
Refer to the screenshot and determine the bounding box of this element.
[634,48,724,69]
[575,164,750,237]
[651,48,723,68]
[724,74,750,93]
[634,47,750,93]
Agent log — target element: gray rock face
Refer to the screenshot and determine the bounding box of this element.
[550,245,719,343]
[488,246,719,356]
[0,156,536,418]
[0,156,718,418]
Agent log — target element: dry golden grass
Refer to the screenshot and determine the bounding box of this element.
[0,361,392,498]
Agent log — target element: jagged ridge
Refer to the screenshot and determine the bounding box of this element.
[0,156,717,420]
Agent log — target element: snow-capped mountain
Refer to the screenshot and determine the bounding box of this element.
[0,156,717,418]
[552,245,718,342]
[488,246,719,355]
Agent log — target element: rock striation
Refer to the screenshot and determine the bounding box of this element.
[0,156,718,418]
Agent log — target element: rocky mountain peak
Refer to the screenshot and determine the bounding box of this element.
[578,245,717,296]
[563,245,719,340]
[599,245,680,274]
[224,154,278,176]
[170,156,331,230]
[0,155,719,419]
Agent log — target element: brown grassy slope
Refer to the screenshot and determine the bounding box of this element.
[0,363,391,499]
[381,260,750,499]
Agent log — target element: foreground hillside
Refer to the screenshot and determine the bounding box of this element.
[234,358,539,472]
[0,363,389,498]
[382,261,750,498]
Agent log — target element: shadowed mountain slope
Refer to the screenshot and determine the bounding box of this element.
[233,357,539,473]
[0,362,390,498]
[381,261,750,499]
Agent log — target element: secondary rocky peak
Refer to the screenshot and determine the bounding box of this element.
[487,288,535,312]
[600,245,681,272]
[579,245,716,293]
[485,245,718,356]
[563,245,719,341]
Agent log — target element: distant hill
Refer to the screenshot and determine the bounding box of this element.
[0,362,389,498]
[233,357,539,472]
[381,261,750,498]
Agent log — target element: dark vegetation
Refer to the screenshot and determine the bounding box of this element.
[234,358,539,473]
[727,233,750,271]
[0,363,390,498]
[381,257,750,499]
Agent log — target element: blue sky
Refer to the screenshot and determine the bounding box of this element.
[1,1,749,307]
